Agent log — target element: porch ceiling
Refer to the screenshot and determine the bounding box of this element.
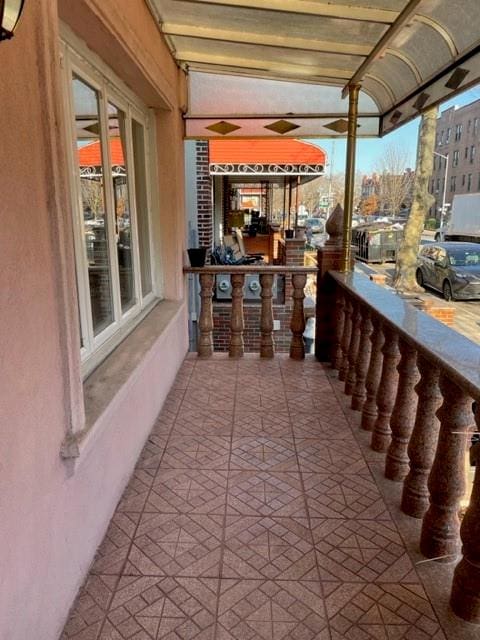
[147,0,480,137]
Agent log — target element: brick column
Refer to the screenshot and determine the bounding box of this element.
[284,238,305,300]
[195,141,213,249]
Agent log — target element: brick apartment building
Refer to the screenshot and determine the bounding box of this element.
[431,99,480,219]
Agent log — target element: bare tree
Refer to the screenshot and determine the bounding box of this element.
[375,145,414,215]
[81,178,104,217]
[393,106,437,291]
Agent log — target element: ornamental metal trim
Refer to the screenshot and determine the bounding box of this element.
[209,163,325,176]
[79,165,127,179]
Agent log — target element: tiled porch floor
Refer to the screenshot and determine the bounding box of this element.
[62,355,475,640]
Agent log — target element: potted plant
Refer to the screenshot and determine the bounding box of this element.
[187,247,208,267]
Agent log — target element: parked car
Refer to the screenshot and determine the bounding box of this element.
[304,217,325,234]
[416,242,480,301]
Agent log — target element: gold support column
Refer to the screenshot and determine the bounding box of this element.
[341,83,361,272]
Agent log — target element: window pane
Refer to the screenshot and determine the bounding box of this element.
[108,103,136,314]
[132,119,152,296]
[73,75,114,336]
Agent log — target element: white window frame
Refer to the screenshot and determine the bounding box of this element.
[60,35,159,377]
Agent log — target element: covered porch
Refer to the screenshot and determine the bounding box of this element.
[62,343,479,638]
[3,1,480,639]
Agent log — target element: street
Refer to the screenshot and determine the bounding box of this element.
[355,256,480,345]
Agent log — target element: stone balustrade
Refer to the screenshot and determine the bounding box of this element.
[184,265,317,360]
[329,271,480,624]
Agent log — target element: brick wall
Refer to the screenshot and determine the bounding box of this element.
[212,238,310,352]
[196,140,213,248]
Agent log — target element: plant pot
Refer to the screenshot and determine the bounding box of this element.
[295,226,306,240]
[285,229,294,239]
[187,247,207,267]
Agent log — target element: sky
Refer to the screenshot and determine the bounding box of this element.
[309,85,480,175]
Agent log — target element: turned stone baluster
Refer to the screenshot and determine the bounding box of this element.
[229,273,245,358]
[289,273,307,360]
[338,299,352,381]
[345,303,361,396]
[451,401,480,622]
[361,317,384,431]
[420,375,473,560]
[351,308,372,411]
[332,291,345,369]
[385,341,419,481]
[260,273,274,359]
[371,327,400,452]
[198,272,214,358]
[401,357,441,518]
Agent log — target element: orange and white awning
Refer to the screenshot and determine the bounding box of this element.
[209,139,326,177]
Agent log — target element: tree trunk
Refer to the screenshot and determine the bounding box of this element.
[393,106,437,291]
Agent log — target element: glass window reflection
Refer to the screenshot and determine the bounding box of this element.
[73,75,114,336]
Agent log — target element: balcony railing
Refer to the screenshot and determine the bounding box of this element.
[184,265,317,359]
[329,270,480,624]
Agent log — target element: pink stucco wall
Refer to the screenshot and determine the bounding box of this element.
[0,2,188,638]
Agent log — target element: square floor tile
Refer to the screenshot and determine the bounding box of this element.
[116,469,155,513]
[103,576,217,639]
[285,391,319,413]
[181,388,235,412]
[172,410,233,437]
[187,374,237,390]
[217,579,329,640]
[150,411,176,436]
[230,437,298,472]
[223,516,318,580]
[227,471,306,518]
[171,372,192,392]
[125,513,223,577]
[312,393,348,414]
[146,469,228,515]
[296,440,369,474]
[161,436,230,469]
[291,414,353,440]
[232,412,292,437]
[135,435,168,470]
[324,582,446,639]
[236,396,288,413]
[61,574,118,639]
[312,519,419,583]
[303,472,390,520]
[91,512,141,575]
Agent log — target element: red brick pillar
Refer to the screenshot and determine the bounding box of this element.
[285,238,305,300]
[196,141,213,249]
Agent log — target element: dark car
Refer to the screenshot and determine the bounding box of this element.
[416,242,480,301]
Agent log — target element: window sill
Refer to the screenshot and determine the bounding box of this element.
[61,299,184,459]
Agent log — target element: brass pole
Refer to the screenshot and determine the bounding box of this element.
[294,175,300,228]
[287,179,292,230]
[341,83,361,272]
